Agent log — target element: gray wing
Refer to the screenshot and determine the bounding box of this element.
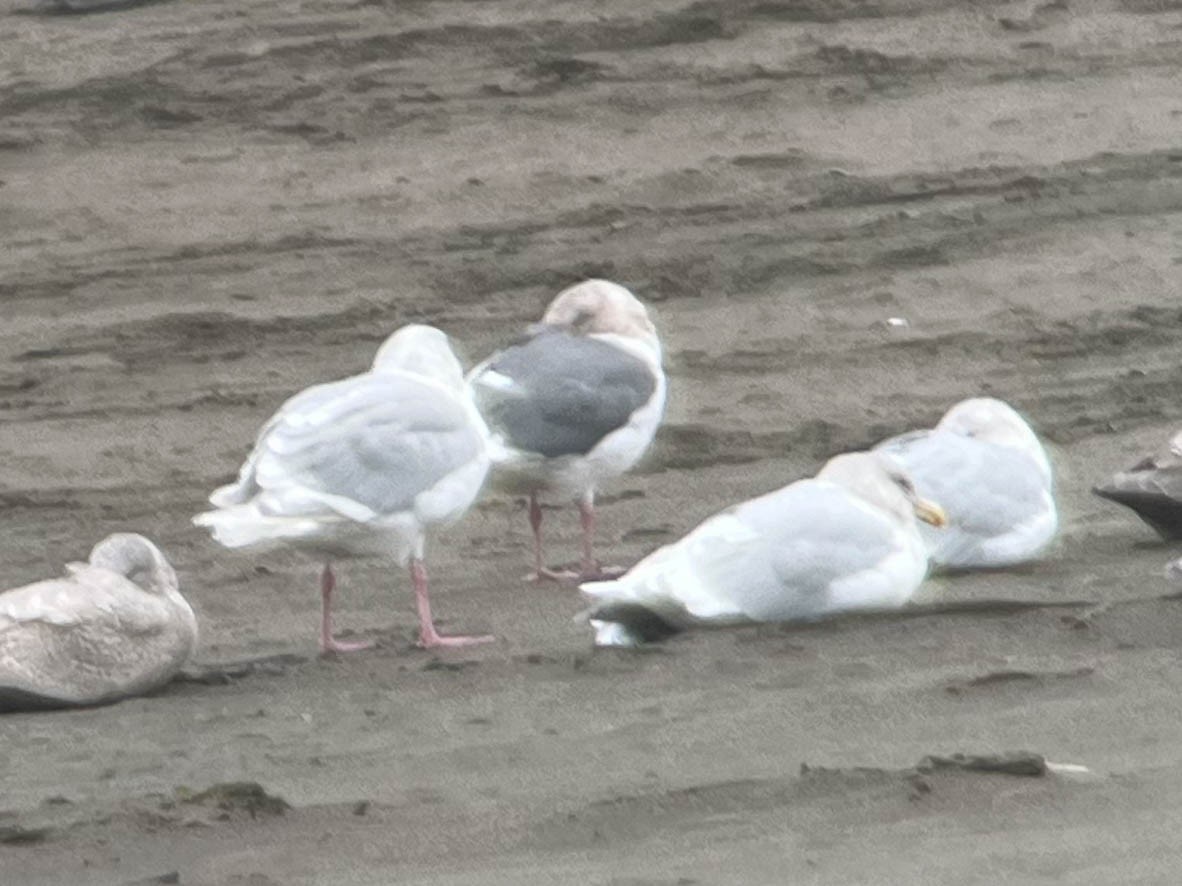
[252,375,485,518]
[472,330,655,458]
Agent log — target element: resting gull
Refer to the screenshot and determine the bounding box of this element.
[580,451,946,646]
[874,397,1056,569]
[1093,428,1182,540]
[469,279,666,581]
[193,324,492,653]
[0,534,197,711]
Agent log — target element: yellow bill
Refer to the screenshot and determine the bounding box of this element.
[913,498,948,528]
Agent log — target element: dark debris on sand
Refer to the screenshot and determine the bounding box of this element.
[917,751,1049,777]
[178,782,291,819]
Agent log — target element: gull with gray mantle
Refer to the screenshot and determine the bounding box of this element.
[194,325,492,653]
[874,397,1057,569]
[0,534,197,711]
[468,280,666,582]
[579,451,947,646]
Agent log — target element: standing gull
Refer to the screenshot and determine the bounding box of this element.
[193,325,492,653]
[1093,428,1182,539]
[0,534,197,711]
[579,451,946,645]
[469,279,666,581]
[874,397,1057,569]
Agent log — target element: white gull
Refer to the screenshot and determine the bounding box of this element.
[0,534,197,710]
[580,451,946,646]
[194,324,492,653]
[875,397,1056,569]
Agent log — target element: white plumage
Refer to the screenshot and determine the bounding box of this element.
[469,279,666,581]
[875,397,1057,569]
[579,451,946,646]
[194,324,493,652]
[0,534,197,710]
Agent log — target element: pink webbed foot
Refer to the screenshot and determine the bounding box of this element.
[319,635,375,656]
[410,558,494,650]
[417,629,495,649]
[319,563,374,656]
[577,563,627,582]
[573,499,625,581]
[523,565,580,584]
[523,494,577,583]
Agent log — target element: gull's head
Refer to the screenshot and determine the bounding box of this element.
[818,451,947,530]
[540,279,660,355]
[88,533,179,597]
[937,397,1051,480]
[372,324,466,389]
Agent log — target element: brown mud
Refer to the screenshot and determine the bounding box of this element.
[4,0,1182,883]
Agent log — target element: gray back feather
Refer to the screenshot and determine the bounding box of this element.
[257,374,484,516]
[474,330,655,458]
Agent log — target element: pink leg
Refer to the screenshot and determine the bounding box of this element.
[319,563,373,655]
[525,493,576,583]
[577,497,625,581]
[412,558,494,649]
[579,497,596,575]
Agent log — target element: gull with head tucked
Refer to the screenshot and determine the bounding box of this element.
[0,533,197,711]
[580,451,946,646]
[469,279,666,582]
[874,397,1056,569]
[194,324,493,653]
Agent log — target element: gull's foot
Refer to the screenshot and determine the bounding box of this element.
[578,563,627,582]
[524,566,580,584]
[418,631,496,649]
[319,636,375,656]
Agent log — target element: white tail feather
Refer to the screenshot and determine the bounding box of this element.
[192,505,323,549]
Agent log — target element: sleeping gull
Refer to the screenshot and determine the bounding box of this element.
[874,397,1056,569]
[0,534,197,711]
[469,279,666,582]
[1093,428,1182,540]
[579,451,946,646]
[193,324,492,653]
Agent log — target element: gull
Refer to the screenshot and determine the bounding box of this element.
[1093,427,1182,540]
[469,280,666,581]
[580,451,946,645]
[875,397,1056,569]
[0,534,197,710]
[194,325,492,653]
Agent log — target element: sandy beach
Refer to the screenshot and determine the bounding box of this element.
[4,0,1182,882]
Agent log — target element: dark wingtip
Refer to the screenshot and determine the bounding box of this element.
[1091,483,1117,501]
[0,686,76,713]
[1090,485,1182,540]
[587,603,682,644]
[1091,477,1146,505]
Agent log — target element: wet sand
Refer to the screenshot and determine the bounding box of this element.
[4,0,1182,882]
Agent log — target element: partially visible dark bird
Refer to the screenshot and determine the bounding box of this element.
[1093,429,1182,540]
